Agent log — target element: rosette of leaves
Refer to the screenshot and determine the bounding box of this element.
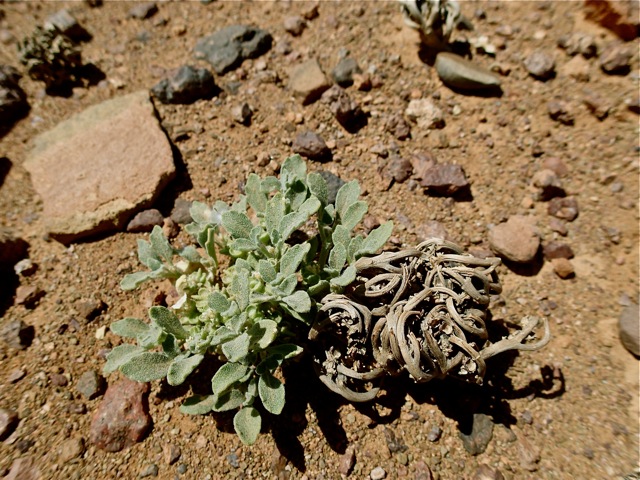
[18,25,82,90]
[104,155,393,445]
[310,239,551,402]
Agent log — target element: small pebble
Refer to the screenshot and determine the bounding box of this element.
[370,466,387,480]
[551,258,575,279]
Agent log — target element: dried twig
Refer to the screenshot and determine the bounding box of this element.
[310,238,550,401]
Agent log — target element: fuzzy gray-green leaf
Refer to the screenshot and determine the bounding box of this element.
[209,291,231,312]
[258,372,285,415]
[283,290,311,313]
[180,394,215,415]
[307,172,328,205]
[167,354,204,386]
[245,173,266,213]
[340,200,367,231]
[234,407,261,445]
[222,332,251,362]
[211,362,251,395]
[137,239,162,271]
[280,243,311,276]
[103,344,144,374]
[150,226,174,262]
[222,211,253,239]
[335,180,360,218]
[120,271,153,291]
[357,221,393,257]
[229,269,250,312]
[258,260,277,283]
[110,318,150,339]
[213,388,246,412]
[328,243,347,271]
[330,265,357,287]
[249,319,278,350]
[120,352,171,382]
[149,306,188,340]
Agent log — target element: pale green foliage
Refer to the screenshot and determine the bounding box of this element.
[107,155,392,445]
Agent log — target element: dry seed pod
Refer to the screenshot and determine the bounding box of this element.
[310,238,550,402]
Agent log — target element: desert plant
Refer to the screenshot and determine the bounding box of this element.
[18,25,82,90]
[105,155,392,444]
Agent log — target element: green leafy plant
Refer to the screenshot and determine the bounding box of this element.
[105,155,392,445]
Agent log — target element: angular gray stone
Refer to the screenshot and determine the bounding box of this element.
[599,43,633,74]
[283,16,306,36]
[24,91,175,243]
[170,199,192,224]
[619,303,639,356]
[332,57,361,87]
[127,209,164,233]
[76,370,105,400]
[194,25,272,75]
[460,413,494,455]
[288,59,331,105]
[0,320,34,349]
[292,131,331,161]
[151,65,217,104]
[488,215,540,263]
[90,378,152,452]
[435,52,501,91]
[524,50,555,80]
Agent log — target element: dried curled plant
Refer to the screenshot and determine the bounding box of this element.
[309,239,551,402]
[399,0,462,48]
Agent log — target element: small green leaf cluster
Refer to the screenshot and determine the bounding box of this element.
[105,155,392,445]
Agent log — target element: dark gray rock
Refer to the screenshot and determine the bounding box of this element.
[90,378,152,452]
[151,65,217,104]
[76,370,106,400]
[383,426,407,454]
[524,50,556,80]
[0,66,29,126]
[460,413,494,455]
[420,163,469,196]
[332,57,361,87]
[435,52,501,91]
[288,59,331,105]
[0,320,34,349]
[548,196,579,221]
[127,209,164,232]
[321,85,367,132]
[170,199,192,225]
[318,170,345,205]
[599,43,633,74]
[619,303,639,356]
[128,3,158,20]
[0,408,19,440]
[292,131,331,161]
[139,464,159,478]
[380,155,412,189]
[194,25,272,75]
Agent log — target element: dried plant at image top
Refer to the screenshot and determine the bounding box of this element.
[399,0,463,48]
[310,239,550,402]
[18,25,82,90]
[104,155,393,445]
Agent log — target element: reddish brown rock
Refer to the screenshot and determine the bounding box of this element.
[24,91,176,244]
[420,163,469,196]
[548,196,579,221]
[584,0,639,41]
[90,378,152,452]
[488,215,540,263]
[543,242,574,260]
[552,258,575,278]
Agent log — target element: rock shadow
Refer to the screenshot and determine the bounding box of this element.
[0,157,12,188]
[0,270,21,317]
[502,250,545,277]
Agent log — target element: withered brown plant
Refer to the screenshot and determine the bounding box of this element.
[310,239,550,402]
